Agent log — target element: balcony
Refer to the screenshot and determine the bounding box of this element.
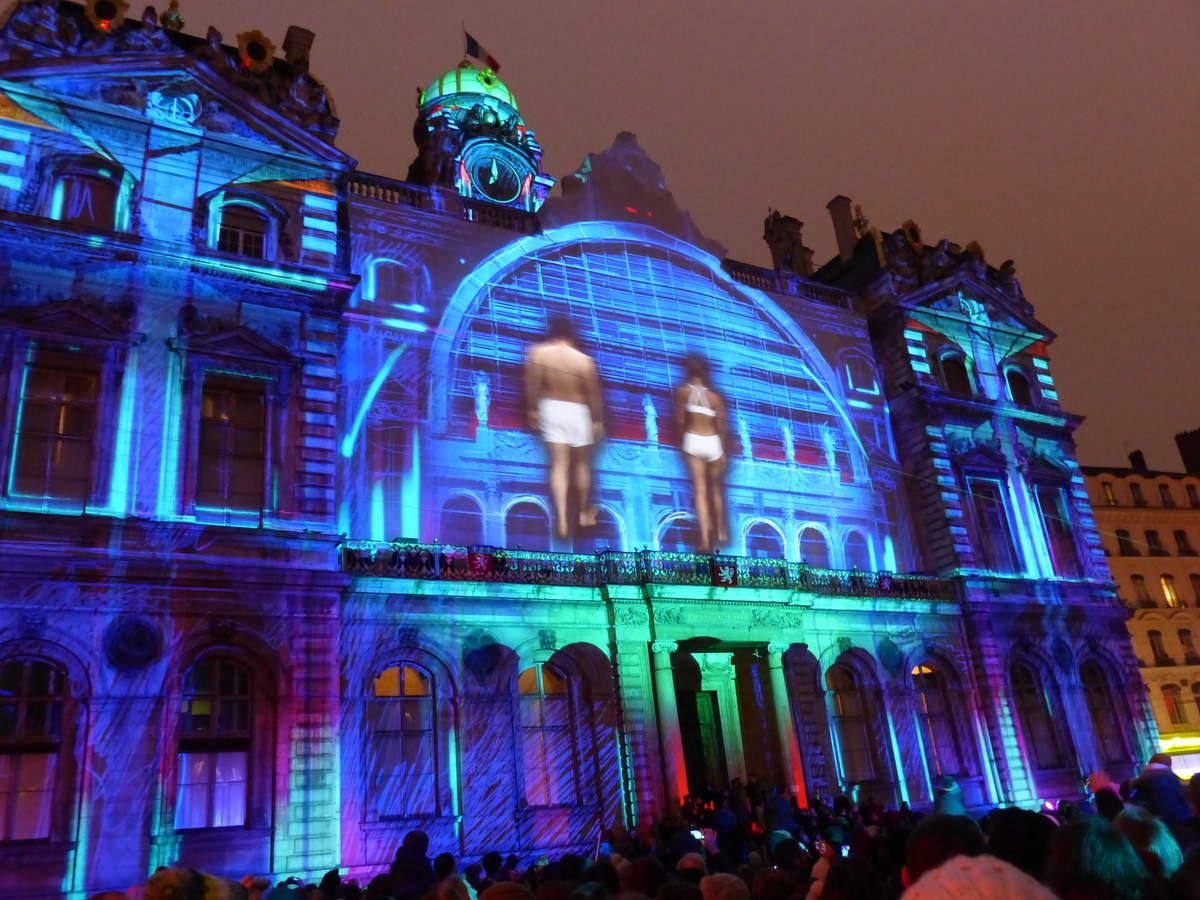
[341,541,957,601]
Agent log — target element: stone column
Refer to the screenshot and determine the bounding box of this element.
[651,641,688,810]
[767,642,808,808]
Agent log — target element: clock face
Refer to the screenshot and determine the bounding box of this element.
[470,154,522,205]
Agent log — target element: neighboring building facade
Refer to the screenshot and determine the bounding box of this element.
[0,3,1156,896]
[1083,434,1200,776]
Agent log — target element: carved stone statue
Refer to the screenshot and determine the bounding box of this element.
[473,374,490,428]
[642,394,658,443]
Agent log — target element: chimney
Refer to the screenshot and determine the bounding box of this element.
[282,25,314,73]
[1176,428,1200,473]
[1128,449,1148,472]
[827,195,856,262]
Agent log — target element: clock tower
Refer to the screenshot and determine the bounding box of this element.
[408,62,554,211]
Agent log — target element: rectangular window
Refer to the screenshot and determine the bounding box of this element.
[1175,531,1196,556]
[1160,484,1176,507]
[10,351,99,503]
[966,477,1019,573]
[1163,575,1180,608]
[1117,530,1139,556]
[196,376,266,511]
[1101,482,1118,506]
[1035,484,1080,577]
[1188,485,1200,508]
[1146,530,1167,556]
[1131,574,1150,606]
[0,752,56,841]
[216,206,267,260]
[174,750,248,830]
[369,697,434,818]
[1130,483,1146,506]
[1191,574,1200,605]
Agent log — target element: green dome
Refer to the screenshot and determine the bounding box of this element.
[420,64,518,111]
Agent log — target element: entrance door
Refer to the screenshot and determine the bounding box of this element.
[679,689,727,792]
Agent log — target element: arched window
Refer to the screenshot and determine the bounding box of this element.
[176,658,251,829]
[215,203,271,260]
[440,495,484,546]
[940,354,973,397]
[518,664,577,806]
[1010,661,1065,770]
[1179,629,1197,661]
[576,507,623,553]
[659,516,700,554]
[827,665,874,782]
[1159,484,1176,508]
[0,658,65,840]
[505,502,550,551]
[1079,662,1128,766]
[51,169,119,230]
[912,663,963,777]
[1148,630,1169,664]
[799,527,830,568]
[843,532,871,570]
[368,665,435,818]
[745,521,785,559]
[1193,683,1200,720]
[1005,368,1033,406]
[844,356,878,394]
[1162,684,1187,725]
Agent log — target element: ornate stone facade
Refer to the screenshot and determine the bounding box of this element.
[0,4,1154,897]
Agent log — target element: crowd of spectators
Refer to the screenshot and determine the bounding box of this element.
[96,754,1200,900]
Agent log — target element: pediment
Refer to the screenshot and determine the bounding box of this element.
[909,282,1050,357]
[0,298,134,342]
[181,318,297,366]
[540,132,726,258]
[0,3,350,168]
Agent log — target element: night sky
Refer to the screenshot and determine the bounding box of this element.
[191,0,1198,469]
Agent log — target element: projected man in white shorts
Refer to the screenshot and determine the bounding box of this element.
[524,316,605,540]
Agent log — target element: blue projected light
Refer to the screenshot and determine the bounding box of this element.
[358,220,892,560]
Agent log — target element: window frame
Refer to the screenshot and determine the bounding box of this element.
[1033,481,1082,577]
[164,650,275,839]
[195,374,268,514]
[365,664,439,821]
[1162,684,1188,726]
[516,663,580,809]
[0,657,67,843]
[826,664,879,784]
[203,193,283,263]
[911,662,968,778]
[1159,484,1176,507]
[171,334,297,524]
[174,657,252,831]
[937,351,975,398]
[1009,660,1069,772]
[1101,482,1117,506]
[42,155,131,233]
[963,475,1020,574]
[1004,366,1034,406]
[0,321,131,513]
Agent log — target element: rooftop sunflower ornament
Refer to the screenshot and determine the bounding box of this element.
[237,29,275,73]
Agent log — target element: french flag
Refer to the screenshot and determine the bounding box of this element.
[464,30,501,72]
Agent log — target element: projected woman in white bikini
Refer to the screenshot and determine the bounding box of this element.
[674,356,730,553]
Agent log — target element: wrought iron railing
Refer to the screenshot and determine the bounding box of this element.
[340,541,956,601]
